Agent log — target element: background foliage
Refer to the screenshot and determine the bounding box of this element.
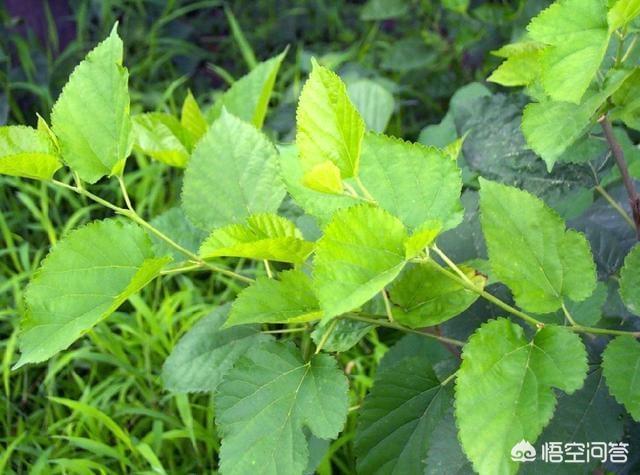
[4,0,639,474]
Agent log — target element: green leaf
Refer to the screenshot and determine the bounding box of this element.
[378,334,453,374]
[522,367,624,474]
[456,318,588,475]
[216,341,349,475]
[302,160,344,194]
[527,0,610,104]
[132,113,189,168]
[479,178,596,313]
[161,305,268,393]
[404,220,442,259]
[0,126,61,180]
[619,244,640,314]
[182,110,285,230]
[425,410,473,475]
[522,70,631,170]
[180,90,208,146]
[603,335,640,420]
[355,357,451,474]
[564,281,608,326]
[314,205,408,319]
[278,144,358,224]
[389,262,484,328]
[418,113,457,149]
[360,133,463,230]
[443,0,469,13]
[16,219,170,368]
[199,213,314,264]
[296,59,365,179]
[456,93,595,218]
[227,270,321,327]
[310,319,373,353]
[149,207,206,262]
[51,25,132,183]
[207,51,285,129]
[611,69,640,131]
[361,0,409,20]
[347,79,395,133]
[608,0,640,31]
[488,41,545,87]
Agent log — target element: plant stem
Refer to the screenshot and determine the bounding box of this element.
[125,211,254,284]
[430,246,544,328]
[562,302,640,337]
[159,263,203,275]
[314,319,338,354]
[599,116,640,239]
[117,175,135,212]
[343,314,465,347]
[264,260,273,278]
[440,371,457,386]
[431,247,640,339]
[595,185,636,230]
[381,290,395,323]
[561,302,579,326]
[50,179,254,284]
[262,327,308,335]
[354,176,376,203]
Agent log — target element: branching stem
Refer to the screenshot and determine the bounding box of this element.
[342,314,465,347]
[595,185,636,230]
[50,179,254,284]
[599,116,640,239]
[430,247,640,339]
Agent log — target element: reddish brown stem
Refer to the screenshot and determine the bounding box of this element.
[599,116,640,240]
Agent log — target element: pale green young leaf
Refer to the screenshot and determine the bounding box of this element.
[132,113,189,168]
[479,179,596,313]
[347,79,395,133]
[182,110,285,230]
[16,220,170,368]
[602,335,640,420]
[180,90,208,146]
[314,205,408,319]
[0,126,61,180]
[522,69,631,170]
[389,262,485,328]
[456,318,588,475]
[619,244,640,314]
[608,0,640,31]
[296,59,365,179]
[216,341,349,475]
[162,305,269,393]
[488,41,545,87]
[199,213,314,264]
[355,357,452,474]
[227,269,321,327]
[51,25,132,183]
[302,160,344,194]
[359,133,463,230]
[404,220,442,259]
[527,0,610,104]
[278,144,358,223]
[207,51,286,128]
